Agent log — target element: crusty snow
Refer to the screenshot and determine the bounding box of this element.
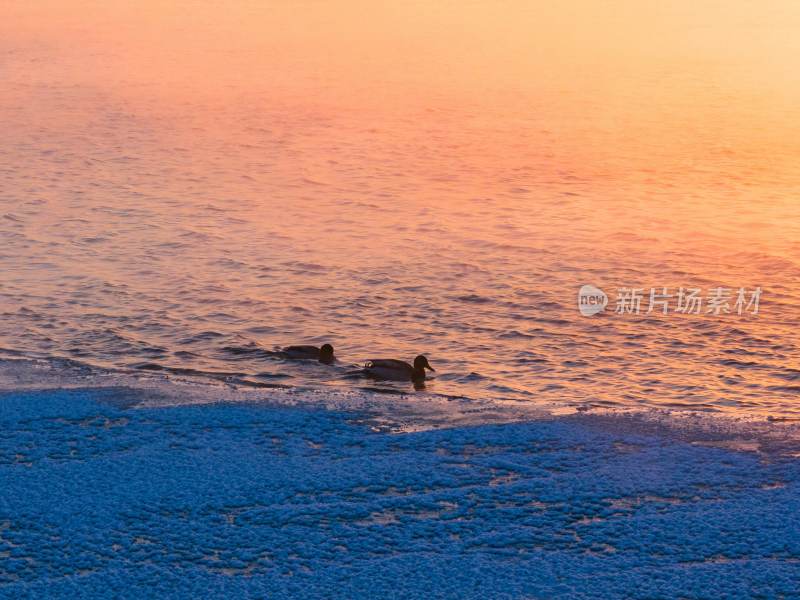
[1,389,798,599]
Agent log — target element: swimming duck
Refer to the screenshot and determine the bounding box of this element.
[363,355,435,384]
[279,344,335,364]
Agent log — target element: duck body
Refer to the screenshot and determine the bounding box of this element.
[363,355,434,383]
[279,344,335,364]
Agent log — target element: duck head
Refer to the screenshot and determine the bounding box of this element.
[411,355,434,388]
[319,343,335,364]
[413,355,434,372]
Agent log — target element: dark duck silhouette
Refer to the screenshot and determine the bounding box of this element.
[362,355,435,384]
[279,343,335,364]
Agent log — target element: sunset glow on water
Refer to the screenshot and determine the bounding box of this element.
[1,1,799,417]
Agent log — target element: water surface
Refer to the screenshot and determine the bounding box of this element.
[1,1,799,416]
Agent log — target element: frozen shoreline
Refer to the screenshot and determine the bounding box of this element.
[1,387,799,599]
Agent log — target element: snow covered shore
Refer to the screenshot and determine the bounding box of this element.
[1,388,799,599]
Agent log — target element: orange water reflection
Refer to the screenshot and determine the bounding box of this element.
[1,1,798,417]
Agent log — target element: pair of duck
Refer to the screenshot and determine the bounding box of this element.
[278,344,435,384]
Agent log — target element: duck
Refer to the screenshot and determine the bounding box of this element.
[279,343,335,364]
[362,355,435,384]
